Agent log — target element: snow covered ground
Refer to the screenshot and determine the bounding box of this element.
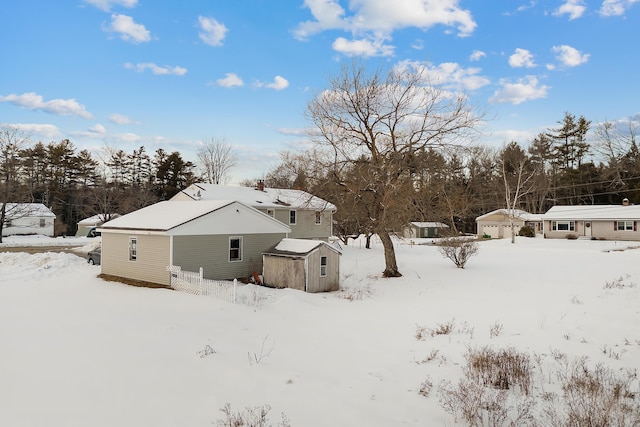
[1,235,639,426]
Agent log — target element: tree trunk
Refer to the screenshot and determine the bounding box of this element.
[378,230,402,277]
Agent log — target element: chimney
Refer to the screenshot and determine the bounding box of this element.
[256,179,265,192]
[622,198,630,206]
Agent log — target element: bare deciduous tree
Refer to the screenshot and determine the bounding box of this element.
[0,126,32,242]
[197,138,237,185]
[307,61,482,277]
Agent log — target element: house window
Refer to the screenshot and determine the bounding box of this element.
[229,237,242,261]
[39,218,46,227]
[267,209,274,218]
[289,210,297,225]
[315,211,321,225]
[552,221,574,231]
[5,219,12,227]
[129,237,137,261]
[617,221,634,231]
[320,256,327,277]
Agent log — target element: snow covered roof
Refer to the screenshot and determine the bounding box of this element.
[476,209,543,222]
[176,183,337,211]
[99,200,291,236]
[1,203,55,218]
[409,222,449,228]
[542,204,640,220]
[78,214,120,225]
[264,238,341,256]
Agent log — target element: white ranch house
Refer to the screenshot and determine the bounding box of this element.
[1,203,55,237]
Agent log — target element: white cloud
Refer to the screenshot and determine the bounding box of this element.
[599,0,639,16]
[294,0,477,43]
[4,123,61,139]
[124,62,188,75]
[552,45,590,66]
[265,76,289,91]
[198,16,228,47]
[0,92,92,119]
[489,76,549,105]
[395,60,490,91]
[83,0,137,11]
[216,73,244,88]
[109,113,133,124]
[89,124,106,134]
[553,0,587,20]
[469,50,486,61]
[105,14,151,43]
[509,48,536,68]
[332,36,394,57]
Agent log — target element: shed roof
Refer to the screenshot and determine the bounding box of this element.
[78,214,120,225]
[264,238,341,257]
[175,183,336,211]
[542,204,640,220]
[476,209,542,222]
[99,200,291,235]
[409,221,449,228]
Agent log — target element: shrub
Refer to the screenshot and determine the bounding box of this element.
[518,226,536,238]
[216,403,290,427]
[565,233,578,240]
[482,233,491,239]
[437,237,479,269]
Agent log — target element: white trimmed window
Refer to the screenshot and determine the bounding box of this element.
[320,256,327,277]
[129,237,137,261]
[315,211,321,225]
[229,237,242,261]
[552,221,574,231]
[289,210,297,225]
[617,221,634,231]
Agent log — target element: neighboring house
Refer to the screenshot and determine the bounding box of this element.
[1,203,55,237]
[98,200,290,287]
[542,200,640,241]
[171,181,336,241]
[262,238,341,293]
[76,214,120,237]
[476,209,543,239]
[403,221,449,239]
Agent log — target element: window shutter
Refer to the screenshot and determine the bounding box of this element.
[635,221,637,232]
[614,221,616,231]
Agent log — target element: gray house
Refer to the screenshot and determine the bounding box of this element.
[542,201,640,241]
[98,200,290,286]
[171,181,336,241]
[262,238,341,293]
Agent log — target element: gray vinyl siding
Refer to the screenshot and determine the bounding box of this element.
[101,232,171,286]
[257,208,333,241]
[173,233,285,280]
[262,246,340,293]
[544,219,640,241]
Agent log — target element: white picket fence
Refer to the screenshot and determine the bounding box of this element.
[166,265,236,304]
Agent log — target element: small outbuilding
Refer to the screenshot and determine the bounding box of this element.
[403,221,449,238]
[262,238,341,293]
[76,214,120,237]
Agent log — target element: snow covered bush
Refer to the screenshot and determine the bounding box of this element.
[216,403,290,427]
[518,226,535,238]
[437,237,479,269]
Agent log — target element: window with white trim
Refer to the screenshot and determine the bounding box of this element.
[552,221,574,231]
[229,237,242,261]
[289,210,296,225]
[320,256,327,277]
[617,221,634,231]
[129,237,137,261]
[315,211,321,225]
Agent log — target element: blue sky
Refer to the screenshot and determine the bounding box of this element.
[1,0,639,183]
